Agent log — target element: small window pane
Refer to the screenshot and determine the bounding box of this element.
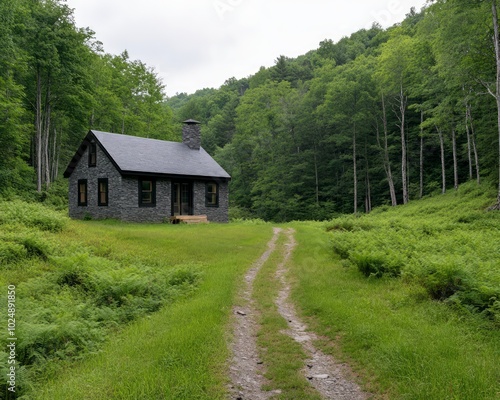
[139,179,156,207]
[206,182,218,207]
[88,143,97,167]
[141,192,152,204]
[98,179,108,206]
[79,184,86,203]
[78,180,87,206]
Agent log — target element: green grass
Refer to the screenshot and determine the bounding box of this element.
[0,205,273,399]
[252,229,322,400]
[32,222,273,400]
[325,182,500,323]
[2,183,500,399]
[289,181,500,399]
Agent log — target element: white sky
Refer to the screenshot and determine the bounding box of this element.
[65,0,428,97]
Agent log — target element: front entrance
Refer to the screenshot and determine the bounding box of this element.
[172,182,193,216]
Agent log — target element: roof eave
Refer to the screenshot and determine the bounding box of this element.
[120,170,231,181]
[63,131,94,178]
[64,130,126,178]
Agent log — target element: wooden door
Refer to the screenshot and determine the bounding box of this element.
[172,182,193,215]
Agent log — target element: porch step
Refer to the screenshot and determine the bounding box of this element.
[170,215,208,224]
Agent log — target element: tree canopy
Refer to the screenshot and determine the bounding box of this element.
[3,0,500,220]
[166,1,500,220]
[0,0,174,197]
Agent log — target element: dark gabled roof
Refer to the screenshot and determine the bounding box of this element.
[64,130,231,180]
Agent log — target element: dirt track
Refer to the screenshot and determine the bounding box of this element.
[228,228,368,399]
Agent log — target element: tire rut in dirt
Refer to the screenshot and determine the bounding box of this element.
[274,228,369,400]
[227,227,282,400]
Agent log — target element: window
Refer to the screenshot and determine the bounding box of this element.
[205,182,219,207]
[98,178,108,206]
[139,179,156,207]
[78,179,87,206]
[88,142,97,167]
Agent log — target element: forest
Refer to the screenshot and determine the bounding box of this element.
[3,0,500,221]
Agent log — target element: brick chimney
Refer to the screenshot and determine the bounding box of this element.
[182,119,201,150]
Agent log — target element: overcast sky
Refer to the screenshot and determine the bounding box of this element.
[65,0,428,97]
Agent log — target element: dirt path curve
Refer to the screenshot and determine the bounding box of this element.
[228,227,282,400]
[275,228,368,400]
[228,227,368,400]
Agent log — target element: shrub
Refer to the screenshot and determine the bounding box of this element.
[0,231,53,262]
[20,235,52,260]
[0,254,204,398]
[40,179,69,211]
[0,241,27,265]
[330,233,353,259]
[412,258,472,301]
[230,217,269,225]
[351,250,403,278]
[56,264,93,291]
[0,200,67,232]
[327,182,500,327]
[91,264,202,310]
[229,206,254,221]
[490,300,500,326]
[168,265,202,286]
[326,215,374,232]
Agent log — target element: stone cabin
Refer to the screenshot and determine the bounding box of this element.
[63,120,231,222]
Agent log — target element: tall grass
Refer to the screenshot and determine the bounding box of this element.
[3,183,500,399]
[289,181,500,399]
[0,202,273,399]
[326,181,500,324]
[29,221,273,399]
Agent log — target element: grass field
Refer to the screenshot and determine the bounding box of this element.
[1,182,500,399]
[291,222,500,399]
[33,222,273,400]
[289,181,500,399]
[0,209,272,399]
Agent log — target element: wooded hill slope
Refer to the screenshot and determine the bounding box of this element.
[3,1,500,221]
[168,1,500,221]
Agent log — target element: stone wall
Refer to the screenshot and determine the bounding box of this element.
[193,180,229,223]
[68,144,122,220]
[119,177,171,223]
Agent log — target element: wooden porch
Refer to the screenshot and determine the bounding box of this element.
[170,215,208,224]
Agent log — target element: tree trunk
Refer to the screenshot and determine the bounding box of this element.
[43,79,52,189]
[465,104,473,181]
[452,127,458,190]
[52,127,59,182]
[467,104,480,184]
[313,144,319,206]
[353,121,357,214]
[379,93,397,206]
[437,126,446,194]
[365,143,372,213]
[419,110,424,198]
[36,68,42,193]
[491,0,500,205]
[399,84,409,204]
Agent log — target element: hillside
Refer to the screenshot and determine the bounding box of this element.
[166,2,500,221]
[291,182,500,398]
